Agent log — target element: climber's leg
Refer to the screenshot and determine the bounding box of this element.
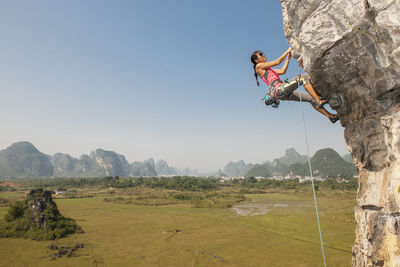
[285,91,338,122]
[315,106,339,123]
[277,74,322,104]
[312,105,336,120]
[300,75,328,107]
[285,90,315,105]
[276,79,301,98]
[303,82,327,107]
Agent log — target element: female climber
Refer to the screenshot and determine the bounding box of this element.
[250,48,339,123]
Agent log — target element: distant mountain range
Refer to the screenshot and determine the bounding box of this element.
[222,148,356,178]
[0,142,177,178]
[0,142,356,179]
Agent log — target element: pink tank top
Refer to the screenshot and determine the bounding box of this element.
[260,68,282,87]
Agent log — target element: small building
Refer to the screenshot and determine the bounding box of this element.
[55,188,67,195]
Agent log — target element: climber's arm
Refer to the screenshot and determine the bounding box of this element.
[298,56,303,68]
[275,52,291,75]
[256,47,292,71]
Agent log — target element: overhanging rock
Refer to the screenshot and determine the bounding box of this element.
[280,0,400,265]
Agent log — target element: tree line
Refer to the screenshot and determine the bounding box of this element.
[23,176,359,192]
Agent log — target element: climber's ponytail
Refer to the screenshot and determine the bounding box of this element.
[253,65,259,86]
[250,51,261,86]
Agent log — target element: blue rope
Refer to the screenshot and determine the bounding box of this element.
[297,70,327,267]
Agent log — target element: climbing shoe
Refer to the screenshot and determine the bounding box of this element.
[330,115,339,124]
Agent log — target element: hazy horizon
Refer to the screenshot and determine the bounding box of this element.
[1,1,348,171]
[0,140,349,173]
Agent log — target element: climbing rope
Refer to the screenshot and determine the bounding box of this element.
[297,67,327,267]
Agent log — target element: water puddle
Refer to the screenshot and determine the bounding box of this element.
[232,203,289,216]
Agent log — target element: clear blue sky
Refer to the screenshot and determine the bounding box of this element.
[0,0,348,171]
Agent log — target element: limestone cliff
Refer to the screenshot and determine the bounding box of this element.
[280,0,400,266]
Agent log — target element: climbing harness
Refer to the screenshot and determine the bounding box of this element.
[262,71,282,108]
[297,67,327,267]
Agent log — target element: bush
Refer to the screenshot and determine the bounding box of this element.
[0,197,9,206]
[4,201,28,222]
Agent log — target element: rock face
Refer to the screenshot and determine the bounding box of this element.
[280,0,400,265]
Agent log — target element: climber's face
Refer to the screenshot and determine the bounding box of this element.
[256,52,267,63]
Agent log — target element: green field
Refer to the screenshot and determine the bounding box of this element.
[0,186,355,267]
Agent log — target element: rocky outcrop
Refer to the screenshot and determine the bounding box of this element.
[27,189,54,228]
[281,0,400,265]
[0,188,82,240]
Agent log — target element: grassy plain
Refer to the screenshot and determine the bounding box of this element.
[0,186,355,267]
